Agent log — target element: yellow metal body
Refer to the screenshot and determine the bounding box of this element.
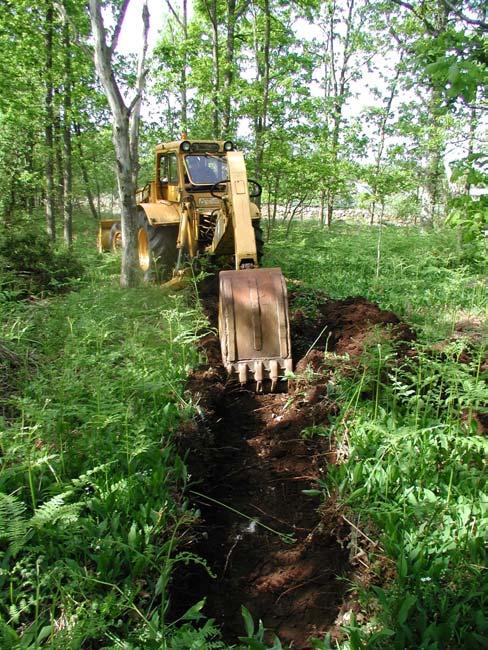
[99,139,293,388]
[209,151,258,267]
[97,219,119,252]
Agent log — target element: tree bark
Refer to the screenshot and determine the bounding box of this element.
[181,0,188,132]
[45,0,55,241]
[320,189,325,226]
[88,0,150,287]
[253,0,271,189]
[164,0,188,132]
[205,0,220,137]
[222,0,244,134]
[422,87,445,226]
[322,0,357,228]
[54,105,65,217]
[63,5,73,247]
[129,2,149,188]
[74,124,99,220]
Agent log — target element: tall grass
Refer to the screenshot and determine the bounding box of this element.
[266,223,487,649]
[266,223,487,341]
[0,222,226,647]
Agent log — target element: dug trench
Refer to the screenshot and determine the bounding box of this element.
[172,278,415,648]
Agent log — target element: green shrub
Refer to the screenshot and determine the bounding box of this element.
[0,228,84,299]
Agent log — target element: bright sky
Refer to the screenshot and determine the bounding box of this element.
[116,0,473,164]
[118,0,169,55]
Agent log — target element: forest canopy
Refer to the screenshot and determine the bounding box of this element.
[0,0,485,252]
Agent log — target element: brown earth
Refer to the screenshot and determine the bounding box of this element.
[174,279,415,648]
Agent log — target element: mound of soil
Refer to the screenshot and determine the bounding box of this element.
[174,283,414,648]
[290,292,415,360]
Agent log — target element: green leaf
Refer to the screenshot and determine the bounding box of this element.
[36,625,52,643]
[128,522,137,547]
[241,605,255,637]
[181,599,206,622]
[398,593,417,624]
[301,489,322,496]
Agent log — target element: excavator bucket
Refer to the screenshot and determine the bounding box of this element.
[219,267,293,391]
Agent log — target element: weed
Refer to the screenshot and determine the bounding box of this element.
[0,217,223,647]
[269,222,488,648]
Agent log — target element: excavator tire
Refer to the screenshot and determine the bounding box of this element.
[254,222,264,264]
[109,222,122,251]
[137,211,178,282]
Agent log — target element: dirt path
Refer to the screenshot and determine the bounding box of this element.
[174,280,414,648]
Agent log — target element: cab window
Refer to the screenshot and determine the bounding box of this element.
[184,154,228,185]
[160,153,178,185]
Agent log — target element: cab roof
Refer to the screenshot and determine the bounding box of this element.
[155,140,233,154]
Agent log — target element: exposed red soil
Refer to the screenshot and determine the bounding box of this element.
[174,280,416,648]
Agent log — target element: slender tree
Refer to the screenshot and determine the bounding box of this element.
[45,0,56,240]
[88,0,149,287]
[63,2,73,246]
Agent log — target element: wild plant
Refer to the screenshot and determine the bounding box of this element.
[271,222,487,648]
[0,244,220,647]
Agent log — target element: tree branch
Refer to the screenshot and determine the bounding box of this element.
[129,1,150,184]
[442,0,488,30]
[55,2,92,56]
[164,0,183,27]
[389,0,438,34]
[111,0,131,54]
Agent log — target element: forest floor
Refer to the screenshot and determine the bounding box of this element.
[0,220,486,649]
[173,275,416,648]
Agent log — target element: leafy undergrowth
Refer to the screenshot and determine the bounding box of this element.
[0,225,84,301]
[0,230,224,647]
[267,222,487,342]
[267,223,487,649]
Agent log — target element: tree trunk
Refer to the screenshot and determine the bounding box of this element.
[181,0,188,132]
[254,0,271,189]
[222,0,243,134]
[45,0,55,241]
[320,189,325,226]
[209,0,220,137]
[88,0,150,288]
[129,2,149,187]
[464,104,477,195]
[422,88,444,226]
[321,0,356,228]
[63,6,73,247]
[326,190,333,228]
[54,106,65,216]
[74,125,99,219]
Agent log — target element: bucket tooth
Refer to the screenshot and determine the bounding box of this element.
[238,363,248,385]
[269,360,279,392]
[254,361,264,393]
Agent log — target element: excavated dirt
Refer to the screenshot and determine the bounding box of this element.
[174,279,415,648]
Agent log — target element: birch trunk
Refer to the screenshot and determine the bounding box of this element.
[45,0,55,241]
[63,6,73,247]
[88,0,149,288]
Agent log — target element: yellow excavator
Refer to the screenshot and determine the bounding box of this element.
[98,139,292,390]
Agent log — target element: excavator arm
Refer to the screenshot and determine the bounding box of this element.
[213,152,293,390]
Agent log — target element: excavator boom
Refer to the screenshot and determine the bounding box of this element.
[214,152,293,390]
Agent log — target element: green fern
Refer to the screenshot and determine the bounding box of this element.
[0,492,28,555]
[30,491,81,528]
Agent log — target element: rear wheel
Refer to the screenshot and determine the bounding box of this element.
[109,222,122,251]
[137,212,178,282]
[253,222,264,265]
